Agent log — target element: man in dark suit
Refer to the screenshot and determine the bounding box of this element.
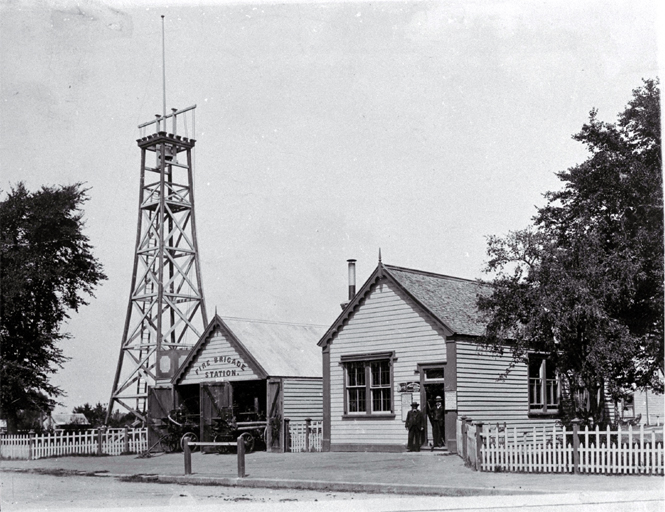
[432,395,445,447]
[405,402,424,452]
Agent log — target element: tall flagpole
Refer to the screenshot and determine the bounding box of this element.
[161,15,166,122]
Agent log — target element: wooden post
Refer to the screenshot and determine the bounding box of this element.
[97,429,103,456]
[237,435,246,478]
[475,422,483,471]
[284,419,291,453]
[571,419,580,474]
[29,432,35,460]
[464,417,473,464]
[123,426,129,454]
[459,416,467,462]
[305,418,311,453]
[183,439,192,475]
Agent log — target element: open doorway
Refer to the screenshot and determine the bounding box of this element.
[419,364,445,449]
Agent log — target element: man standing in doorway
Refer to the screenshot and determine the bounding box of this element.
[433,396,444,447]
[405,402,424,452]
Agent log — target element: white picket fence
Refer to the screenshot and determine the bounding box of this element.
[478,423,664,475]
[288,421,322,452]
[0,428,148,460]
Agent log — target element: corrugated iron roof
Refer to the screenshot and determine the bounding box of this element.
[223,317,325,378]
[384,264,488,337]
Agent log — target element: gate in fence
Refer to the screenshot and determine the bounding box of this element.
[0,428,148,460]
[285,419,322,452]
[456,417,664,475]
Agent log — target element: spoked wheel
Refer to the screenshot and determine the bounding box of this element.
[162,434,179,453]
[213,434,231,454]
[181,432,199,452]
[240,432,254,454]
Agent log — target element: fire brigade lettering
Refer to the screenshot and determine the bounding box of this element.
[194,355,247,376]
[205,369,237,378]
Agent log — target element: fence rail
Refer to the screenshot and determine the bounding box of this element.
[288,420,322,452]
[456,417,664,475]
[0,428,148,460]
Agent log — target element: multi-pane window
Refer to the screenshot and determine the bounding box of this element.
[528,355,559,414]
[370,361,391,412]
[343,354,393,416]
[346,362,366,413]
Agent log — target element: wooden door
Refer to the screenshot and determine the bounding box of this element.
[266,379,282,452]
[199,382,232,443]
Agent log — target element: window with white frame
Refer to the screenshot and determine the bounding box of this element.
[341,353,394,416]
[528,355,559,414]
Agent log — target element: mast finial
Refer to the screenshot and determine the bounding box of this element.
[378,248,382,264]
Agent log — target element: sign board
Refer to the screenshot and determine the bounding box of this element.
[445,391,457,411]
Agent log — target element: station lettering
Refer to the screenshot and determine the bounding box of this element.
[194,355,247,376]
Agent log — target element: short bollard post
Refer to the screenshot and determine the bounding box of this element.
[237,435,246,478]
[184,439,192,475]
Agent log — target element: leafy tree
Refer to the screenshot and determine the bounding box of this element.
[72,402,135,428]
[0,183,106,433]
[478,79,662,427]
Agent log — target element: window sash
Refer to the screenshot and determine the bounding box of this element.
[529,357,559,414]
[344,358,393,415]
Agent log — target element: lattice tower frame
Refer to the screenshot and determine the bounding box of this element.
[107,107,208,423]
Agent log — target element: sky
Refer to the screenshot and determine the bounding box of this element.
[1,0,661,413]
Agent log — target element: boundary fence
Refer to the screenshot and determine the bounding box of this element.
[285,419,322,452]
[456,417,663,475]
[0,428,148,460]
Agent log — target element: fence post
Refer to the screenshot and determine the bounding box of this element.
[283,419,291,453]
[464,418,472,464]
[237,435,246,478]
[475,422,483,471]
[183,439,192,475]
[123,426,129,454]
[571,419,580,474]
[305,418,311,453]
[97,428,103,455]
[29,432,35,460]
[459,417,466,461]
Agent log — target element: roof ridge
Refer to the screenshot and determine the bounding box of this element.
[384,264,480,284]
[223,316,328,328]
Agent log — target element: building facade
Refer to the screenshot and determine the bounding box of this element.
[319,262,576,453]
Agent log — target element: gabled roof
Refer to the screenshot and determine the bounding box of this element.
[318,262,488,348]
[174,314,325,384]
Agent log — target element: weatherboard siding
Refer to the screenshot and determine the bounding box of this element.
[179,327,258,385]
[283,379,323,422]
[330,279,446,447]
[456,340,558,431]
[456,341,616,431]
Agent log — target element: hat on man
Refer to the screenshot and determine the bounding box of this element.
[411,402,419,407]
[435,396,442,401]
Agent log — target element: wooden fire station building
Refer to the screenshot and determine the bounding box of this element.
[319,262,574,454]
[150,314,325,452]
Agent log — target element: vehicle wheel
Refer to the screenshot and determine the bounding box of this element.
[166,435,180,453]
[240,432,254,453]
[181,432,199,452]
[213,434,229,454]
